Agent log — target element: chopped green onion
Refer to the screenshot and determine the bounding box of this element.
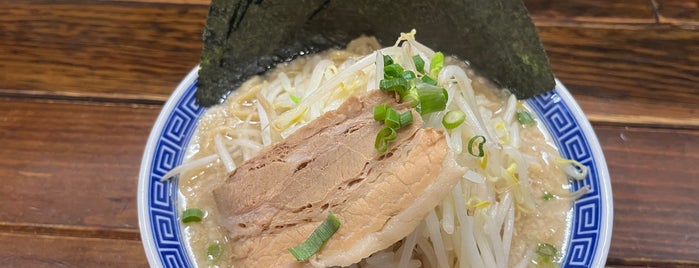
[373,105,413,153]
[536,243,557,258]
[429,52,445,78]
[399,110,413,127]
[379,77,409,92]
[383,64,404,79]
[288,212,341,261]
[206,242,222,262]
[416,83,448,115]
[290,94,301,104]
[373,51,450,153]
[375,127,397,153]
[402,70,416,80]
[467,136,486,157]
[535,243,558,267]
[412,55,425,74]
[182,208,203,223]
[543,192,554,201]
[421,75,438,85]
[400,87,419,105]
[517,111,536,126]
[373,103,389,121]
[385,128,398,141]
[442,110,466,130]
[384,108,401,129]
[383,55,394,66]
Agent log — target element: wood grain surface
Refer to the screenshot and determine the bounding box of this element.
[539,25,699,128]
[597,125,699,265]
[527,0,655,23]
[0,98,158,231]
[0,0,697,267]
[0,1,206,101]
[655,0,699,25]
[0,233,148,268]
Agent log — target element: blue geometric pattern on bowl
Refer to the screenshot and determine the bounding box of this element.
[146,80,203,268]
[528,92,601,267]
[142,78,605,267]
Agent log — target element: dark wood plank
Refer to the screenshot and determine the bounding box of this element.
[0,222,138,240]
[0,98,159,230]
[0,2,206,101]
[595,124,699,265]
[538,25,699,128]
[0,232,148,267]
[576,96,699,129]
[524,0,655,23]
[655,0,699,25]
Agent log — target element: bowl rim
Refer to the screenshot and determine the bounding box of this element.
[547,80,613,267]
[137,65,200,268]
[137,66,613,268]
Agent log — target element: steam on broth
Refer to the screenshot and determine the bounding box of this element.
[172,33,586,268]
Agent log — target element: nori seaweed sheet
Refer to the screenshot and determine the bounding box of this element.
[198,0,555,107]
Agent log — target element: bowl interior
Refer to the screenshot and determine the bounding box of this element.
[137,67,612,268]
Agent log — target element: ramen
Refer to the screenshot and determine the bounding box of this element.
[169,32,588,268]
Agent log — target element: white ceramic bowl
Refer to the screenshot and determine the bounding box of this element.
[138,66,613,267]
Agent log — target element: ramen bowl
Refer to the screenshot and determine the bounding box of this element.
[137,66,613,267]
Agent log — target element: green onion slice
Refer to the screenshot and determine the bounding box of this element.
[536,243,557,258]
[384,128,398,141]
[399,110,413,127]
[383,64,404,79]
[290,94,301,104]
[206,242,222,262]
[384,108,401,129]
[182,208,203,223]
[467,136,486,157]
[543,192,554,201]
[442,110,466,130]
[375,127,397,153]
[535,243,558,268]
[383,55,394,66]
[416,84,448,115]
[421,75,438,86]
[429,52,445,78]
[288,212,341,261]
[379,78,409,92]
[400,87,419,105]
[517,111,536,126]
[373,103,389,121]
[413,55,425,74]
[402,70,416,80]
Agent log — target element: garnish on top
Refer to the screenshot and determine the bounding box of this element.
[372,53,449,153]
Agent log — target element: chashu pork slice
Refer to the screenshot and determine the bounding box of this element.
[213,90,465,267]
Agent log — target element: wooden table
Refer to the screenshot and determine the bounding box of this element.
[1,0,697,267]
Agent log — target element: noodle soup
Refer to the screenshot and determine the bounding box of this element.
[171,35,585,268]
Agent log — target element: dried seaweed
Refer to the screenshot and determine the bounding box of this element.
[198,0,554,107]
